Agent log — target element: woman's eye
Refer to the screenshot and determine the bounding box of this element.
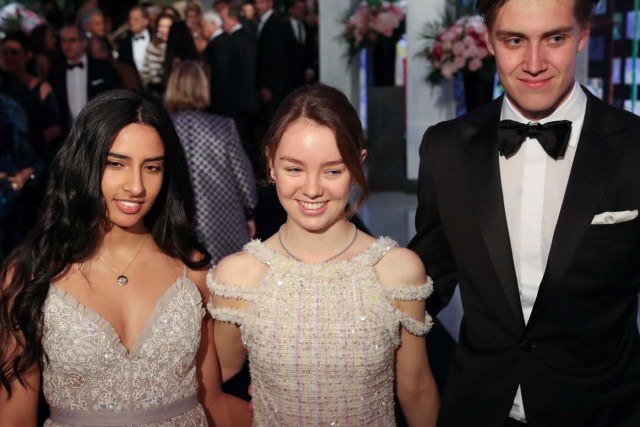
[285,167,302,173]
[106,160,123,168]
[326,169,343,176]
[145,164,164,172]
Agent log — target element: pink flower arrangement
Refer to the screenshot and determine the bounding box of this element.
[423,15,494,84]
[342,0,406,60]
[0,3,45,35]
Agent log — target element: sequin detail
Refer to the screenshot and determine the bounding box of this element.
[207,237,433,426]
[41,278,207,426]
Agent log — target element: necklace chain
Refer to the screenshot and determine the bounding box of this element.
[98,235,149,286]
[278,223,358,264]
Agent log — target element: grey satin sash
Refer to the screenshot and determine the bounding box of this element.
[48,394,199,426]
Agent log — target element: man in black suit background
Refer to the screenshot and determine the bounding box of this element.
[202,9,232,117]
[116,6,150,79]
[282,0,315,94]
[50,24,121,133]
[221,0,258,160]
[409,0,640,426]
[254,0,287,124]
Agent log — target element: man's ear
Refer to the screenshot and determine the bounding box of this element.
[484,26,495,56]
[577,26,589,52]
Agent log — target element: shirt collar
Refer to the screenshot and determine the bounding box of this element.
[501,81,587,148]
[260,9,273,25]
[67,53,87,68]
[211,28,224,40]
[229,23,242,34]
[133,29,149,41]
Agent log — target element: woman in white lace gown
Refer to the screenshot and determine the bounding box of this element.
[0,90,251,426]
[208,84,440,426]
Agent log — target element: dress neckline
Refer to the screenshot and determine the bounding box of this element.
[47,277,200,359]
[244,236,397,267]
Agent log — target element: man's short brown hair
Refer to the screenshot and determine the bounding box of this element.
[476,0,600,29]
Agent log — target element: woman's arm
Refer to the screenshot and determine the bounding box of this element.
[0,349,40,426]
[192,265,252,427]
[378,248,439,427]
[395,299,439,427]
[196,313,251,427]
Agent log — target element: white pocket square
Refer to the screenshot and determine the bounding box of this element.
[91,78,104,86]
[591,210,638,225]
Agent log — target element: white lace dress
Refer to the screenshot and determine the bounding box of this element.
[41,272,207,426]
[207,237,433,426]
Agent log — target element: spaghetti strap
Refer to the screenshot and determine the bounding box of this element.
[183,264,188,278]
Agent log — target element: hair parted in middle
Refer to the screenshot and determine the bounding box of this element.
[262,84,369,217]
[0,89,210,396]
[164,60,210,112]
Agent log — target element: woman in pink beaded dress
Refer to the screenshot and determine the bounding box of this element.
[208,84,440,426]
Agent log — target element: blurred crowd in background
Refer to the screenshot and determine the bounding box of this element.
[0,0,320,263]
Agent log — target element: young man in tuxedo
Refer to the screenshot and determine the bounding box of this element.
[408,0,640,426]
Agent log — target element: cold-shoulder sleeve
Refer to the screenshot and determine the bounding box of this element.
[381,276,434,336]
[206,268,258,326]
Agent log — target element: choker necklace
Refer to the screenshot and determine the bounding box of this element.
[278,223,358,264]
[98,235,149,286]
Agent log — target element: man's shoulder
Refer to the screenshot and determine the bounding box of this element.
[584,89,640,131]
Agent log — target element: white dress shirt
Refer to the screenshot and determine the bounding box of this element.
[132,29,150,72]
[289,17,305,44]
[66,54,88,121]
[500,82,587,422]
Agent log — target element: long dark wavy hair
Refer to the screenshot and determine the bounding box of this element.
[0,89,211,395]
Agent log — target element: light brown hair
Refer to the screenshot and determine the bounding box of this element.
[263,84,369,217]
[163,60,210,112]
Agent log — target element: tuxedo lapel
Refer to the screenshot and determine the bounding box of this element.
[527,91,629,327]
[466,99,525,327]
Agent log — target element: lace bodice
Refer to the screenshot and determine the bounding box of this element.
[207,237,433,426]
[41,277,207,426]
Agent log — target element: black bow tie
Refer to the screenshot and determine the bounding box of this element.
[133,34,145,41]
[498,119,572,160]
[66,62,84,70]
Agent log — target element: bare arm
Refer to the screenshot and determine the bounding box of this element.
[395,299,439,427]
[377,248,439,426]
[193,268,252,427]
[0,351,40,426]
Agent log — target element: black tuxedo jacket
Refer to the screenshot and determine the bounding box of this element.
[50,58,122,131]
[117,33,135,70]
[227,28,257,115]
[282,18,313,93]
[203,34,233,116]
[256,13,287,104]
[409,89,640,427]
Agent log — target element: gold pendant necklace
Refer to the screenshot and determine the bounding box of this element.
[98,235,149,286]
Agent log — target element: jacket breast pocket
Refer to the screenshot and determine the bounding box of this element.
[583,217,640,240]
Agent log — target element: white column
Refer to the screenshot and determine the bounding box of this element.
[406,0,456,180]
[318,0,360,113]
